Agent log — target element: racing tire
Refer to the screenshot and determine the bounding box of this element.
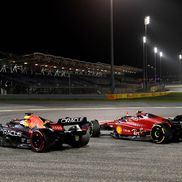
[151,124,173,144]
[90,120,100,137]
[0,124,3,136]
[173,115,182,121]
[69,131,90,148]
[31,129,54,152]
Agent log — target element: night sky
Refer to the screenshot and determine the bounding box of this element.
[0,0,182,70]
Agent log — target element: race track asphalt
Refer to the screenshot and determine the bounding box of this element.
[0,100,182,182]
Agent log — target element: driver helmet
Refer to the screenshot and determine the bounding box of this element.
[20,115,31,127]
[136,110,143,118]
[24,115,31,120]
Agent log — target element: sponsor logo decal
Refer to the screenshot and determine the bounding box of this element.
[59,117,82,124]
[131,123,142,127]
[2,129,22,137]
[116,126,122,134]
[50,125,63,131]
[132,128,144,136]
[123,129,131,133]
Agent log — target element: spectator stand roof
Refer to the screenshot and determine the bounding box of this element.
[0,52,142,77]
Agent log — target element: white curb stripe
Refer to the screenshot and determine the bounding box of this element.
[0,106,182,112]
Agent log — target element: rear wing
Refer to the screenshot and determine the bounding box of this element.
[58,117,88,125]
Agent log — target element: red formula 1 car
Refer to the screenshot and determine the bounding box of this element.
[99,111,182,143]
[0,113,94,152]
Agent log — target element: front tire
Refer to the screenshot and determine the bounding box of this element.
[151,124,172,144]
[90,120,100,137]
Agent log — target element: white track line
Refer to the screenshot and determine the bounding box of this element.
[0,106,182,112]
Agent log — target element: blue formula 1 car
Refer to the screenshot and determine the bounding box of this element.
[0,113,98,152]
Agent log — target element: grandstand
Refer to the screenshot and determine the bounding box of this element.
[0,52,142,94]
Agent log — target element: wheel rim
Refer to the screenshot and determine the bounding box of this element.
[31,132,44,151]
[154,130,161,138]
[152,126,165,143]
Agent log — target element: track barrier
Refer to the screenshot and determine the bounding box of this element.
[106,92,170,100]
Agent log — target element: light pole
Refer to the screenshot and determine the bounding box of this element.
[110,0,115,94]
[159,51,163,83]
[144,16,150,90]
[179,54,182,82]
[154,47,158,83]
[143,36,146,89]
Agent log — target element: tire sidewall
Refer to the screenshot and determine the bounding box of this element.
[69,131,90,148]
[90,120,100,137]
[31,129,54,152]
[31,130,46,152]
[151,124,172,144]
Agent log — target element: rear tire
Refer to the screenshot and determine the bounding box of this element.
[31,129,54,152]
[151,124,173,144]
[90,120,100,137]
[173,115,182,121]
[69,131,90,148]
